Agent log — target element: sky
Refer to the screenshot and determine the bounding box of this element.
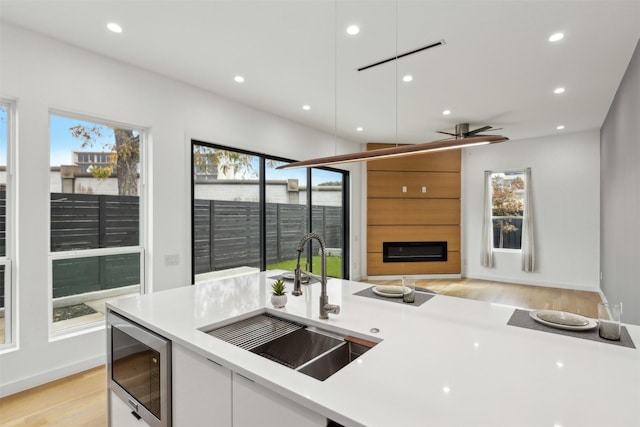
[0,105,7,166]
[50,115,116,166]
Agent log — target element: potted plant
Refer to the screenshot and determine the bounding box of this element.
[271,280,287,308]
[271,279,288,308]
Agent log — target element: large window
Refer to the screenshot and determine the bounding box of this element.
[491,171,525,250]
[49,113,144,334]
[0,100,14,346]
[192,141,348,283]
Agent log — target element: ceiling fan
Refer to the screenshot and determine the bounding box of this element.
[437,123,503,139]
[277,123,508,170]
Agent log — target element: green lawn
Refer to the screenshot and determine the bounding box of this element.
[267,255,342,278]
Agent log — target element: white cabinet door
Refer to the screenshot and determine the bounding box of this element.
[232,372,326,427]
[172,344,232,427]
[109,390,151,427]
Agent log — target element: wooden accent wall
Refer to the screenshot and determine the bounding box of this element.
[367,144,461,276]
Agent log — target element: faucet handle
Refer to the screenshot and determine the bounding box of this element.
[292,267,303,296]
[323,304,340,315]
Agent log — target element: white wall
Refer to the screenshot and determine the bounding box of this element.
[0,23,362,396]
[462,131,601,291]
[600,39,640,325]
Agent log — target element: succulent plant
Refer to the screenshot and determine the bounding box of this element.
[272,279,287,296]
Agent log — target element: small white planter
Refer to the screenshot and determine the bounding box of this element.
[271,294,287,308]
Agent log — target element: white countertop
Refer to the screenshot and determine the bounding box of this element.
[107,272,640,427]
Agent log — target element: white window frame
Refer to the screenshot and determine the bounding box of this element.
[0,99,16,351]
[490,170,525,253]
[47,111,147,339]
[48,246,144,339]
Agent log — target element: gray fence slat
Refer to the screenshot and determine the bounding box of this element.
[0,191,342,306]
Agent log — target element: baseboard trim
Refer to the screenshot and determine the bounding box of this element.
[0,355,105,398]
[464,273,599,292]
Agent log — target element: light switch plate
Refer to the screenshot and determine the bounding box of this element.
[165,254,180,266]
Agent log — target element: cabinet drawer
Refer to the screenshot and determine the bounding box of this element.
[109,391,151,427]
[232,372,325,427]
[172,345,232,427]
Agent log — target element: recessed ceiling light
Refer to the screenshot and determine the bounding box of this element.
[442,109,451,115]
[402,75,413,82]
[346,25,360,35]
[107,23,123,33]
[234,75,245,83]
[549,32,564,42]
[557,125,565,130]
[302,105,311,111]
[554,87,565,94]
[356,127,363,132]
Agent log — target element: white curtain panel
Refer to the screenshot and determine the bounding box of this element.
[481,170,494,268]
[521,167,535,272]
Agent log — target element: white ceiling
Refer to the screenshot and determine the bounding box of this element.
[1,0,639,145]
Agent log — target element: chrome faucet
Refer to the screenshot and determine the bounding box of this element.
[292,232,340,319]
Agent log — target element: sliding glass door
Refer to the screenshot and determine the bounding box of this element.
[192,144,261,281]
[192,141,348,283]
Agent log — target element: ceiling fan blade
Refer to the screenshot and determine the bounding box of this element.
[436,131,457,136]
[277,135,509,169]
[464,125,493,136]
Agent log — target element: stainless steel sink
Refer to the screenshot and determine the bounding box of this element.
[203,312,377,381]
[249,328,343,369]
[297,339,370,381]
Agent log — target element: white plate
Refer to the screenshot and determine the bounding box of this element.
[529,310,597,331]
[372,286,408,298]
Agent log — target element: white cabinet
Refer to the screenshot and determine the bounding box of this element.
[232,372,326,427]
[171,345,327,427]
[109,390,151,427]
[172,344,232,427]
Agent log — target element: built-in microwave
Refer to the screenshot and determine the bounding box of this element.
[107,309,171,427]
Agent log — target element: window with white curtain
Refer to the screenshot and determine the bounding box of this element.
[482,168,535,272]
[491,171,525,250]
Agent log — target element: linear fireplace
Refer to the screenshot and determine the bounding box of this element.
[383,241,448,263]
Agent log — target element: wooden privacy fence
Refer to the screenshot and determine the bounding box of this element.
[50,193,139,251]
[194,200,343,274]
[52,253,140,299]
[492,218,523,250]
[49,192,140,299]
[0,193,343,307]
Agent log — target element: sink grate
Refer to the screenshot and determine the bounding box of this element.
[206,314,304,350]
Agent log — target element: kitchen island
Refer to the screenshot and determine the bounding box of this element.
[106,271,640,427]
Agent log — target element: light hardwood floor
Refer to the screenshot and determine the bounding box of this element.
[0,278,602,426]
[363,277,603,318]
[0,366,106,427]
